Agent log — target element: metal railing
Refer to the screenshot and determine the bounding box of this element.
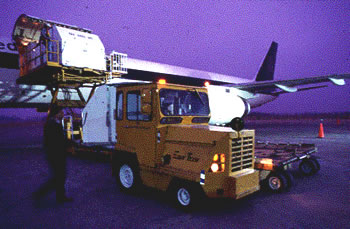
[106,51,128,75]
[19,39,60,76]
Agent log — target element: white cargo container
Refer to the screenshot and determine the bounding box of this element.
[12,14,108,81]
[55,26,106,71]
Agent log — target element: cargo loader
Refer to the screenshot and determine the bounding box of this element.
[10,14,320,210]
[11,14,262,209]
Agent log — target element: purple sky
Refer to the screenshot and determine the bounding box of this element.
[1,0,349,115]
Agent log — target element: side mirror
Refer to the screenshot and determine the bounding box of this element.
[141,89,152,104]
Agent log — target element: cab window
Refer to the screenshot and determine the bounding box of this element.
[159,89,210,116]
[127,91,151,121]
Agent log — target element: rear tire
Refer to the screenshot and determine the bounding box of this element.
[282,170,294,190]
[309,156,320,173]
[299,159,317,176]
[116,159,141,193]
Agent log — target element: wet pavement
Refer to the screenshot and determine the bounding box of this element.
[0,120,349,228]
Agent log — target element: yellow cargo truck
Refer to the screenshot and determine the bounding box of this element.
[80,81,260,209]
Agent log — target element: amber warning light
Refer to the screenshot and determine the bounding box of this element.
[256,158,274,170]
[158,79,166,84]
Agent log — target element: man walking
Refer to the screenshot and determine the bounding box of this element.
[34,110,73,203]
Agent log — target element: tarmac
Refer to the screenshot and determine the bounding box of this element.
[0,120,349,228]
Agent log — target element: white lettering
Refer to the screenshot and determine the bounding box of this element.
[7,42,17,52]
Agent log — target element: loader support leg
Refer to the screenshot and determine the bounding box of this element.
[87,86,97,103]
[76,88,86,104]
[47,87,61,119]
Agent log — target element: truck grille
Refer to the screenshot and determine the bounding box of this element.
[231,136,254,173]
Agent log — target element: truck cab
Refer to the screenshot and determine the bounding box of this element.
[81,81,260,209]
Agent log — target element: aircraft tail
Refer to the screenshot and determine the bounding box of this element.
[255,41,278,81]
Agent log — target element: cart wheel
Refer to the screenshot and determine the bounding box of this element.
[299,159,317,176]
[282,170,294,190]
[309,156,320,173]
[265,172,289,193]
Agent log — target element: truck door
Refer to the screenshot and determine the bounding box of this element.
[82,85,116,145]
[116,87,156,169]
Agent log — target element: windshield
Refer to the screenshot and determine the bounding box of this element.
[159,89,210,116]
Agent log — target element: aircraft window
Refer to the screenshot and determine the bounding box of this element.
[127,91,151,121]
[159,89,210,116]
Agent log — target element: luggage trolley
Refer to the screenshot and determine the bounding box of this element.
[254,141,320,192]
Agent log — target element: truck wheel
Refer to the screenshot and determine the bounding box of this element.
[170,181,203,211]
[117,160,141,193]
[177,186,192,207]
[299,159,317,176]
[266,172,289,193]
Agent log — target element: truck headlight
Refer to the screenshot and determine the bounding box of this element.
[210,153,225,173]
[211,163,219,172]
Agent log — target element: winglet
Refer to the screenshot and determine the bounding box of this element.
[329,77,345,86]
[255,41,278,82]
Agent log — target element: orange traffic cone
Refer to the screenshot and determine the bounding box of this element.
[318,121,324,138]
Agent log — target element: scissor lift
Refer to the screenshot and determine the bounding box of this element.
[254,142,320,192]
[12,14,127,117]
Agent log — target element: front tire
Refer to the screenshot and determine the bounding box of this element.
[170,180,204,211]
[177,187,191,207]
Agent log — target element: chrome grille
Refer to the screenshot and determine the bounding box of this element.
[231,136,254,173]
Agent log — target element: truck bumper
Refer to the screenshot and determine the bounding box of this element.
[205,169,260,199]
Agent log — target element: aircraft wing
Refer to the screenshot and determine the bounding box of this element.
[229,73,350,95]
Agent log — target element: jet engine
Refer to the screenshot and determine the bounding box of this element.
[207,85,250,125]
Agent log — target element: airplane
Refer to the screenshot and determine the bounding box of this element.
[0,15,349,125]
